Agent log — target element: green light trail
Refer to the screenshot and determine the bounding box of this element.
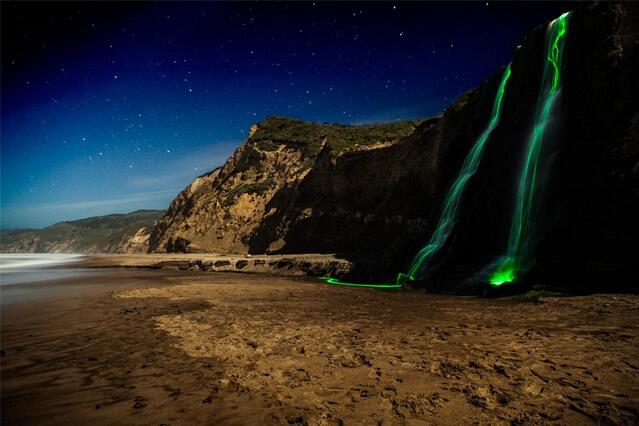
[320,277,402,289]
[322,64,512,289]
[489,12,569,286]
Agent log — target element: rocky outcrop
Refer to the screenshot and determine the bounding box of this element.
[145,255,351,278]
[151,2,638,291]
[148,117,424,254]
[119,227,152,253]
[0,210,164,254]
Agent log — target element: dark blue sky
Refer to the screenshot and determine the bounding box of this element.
[1,1,570,229]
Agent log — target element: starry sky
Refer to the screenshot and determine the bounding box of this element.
[1,1,570,229]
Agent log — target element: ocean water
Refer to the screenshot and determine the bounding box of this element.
[0,254,87,285]
[0,254,114,305]
[0,253,85,270]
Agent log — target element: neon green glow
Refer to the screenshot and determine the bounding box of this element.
[489,12,569,286]
[489,257,516,286]
[548,13,569,93]
[399,64,512,286]
[320,277,402,289]
[322,65,512,289]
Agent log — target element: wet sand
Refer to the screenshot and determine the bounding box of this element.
[2,270,638,425]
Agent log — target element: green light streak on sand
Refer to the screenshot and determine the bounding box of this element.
[489,12,569,286]
[320,277,403,289]
[322,65,512,289]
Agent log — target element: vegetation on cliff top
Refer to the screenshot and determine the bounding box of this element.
[250,115,424,157]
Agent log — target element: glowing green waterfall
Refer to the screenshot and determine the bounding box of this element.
[489,12,569,286]
[322,64,512,289]
[396,64,512,286]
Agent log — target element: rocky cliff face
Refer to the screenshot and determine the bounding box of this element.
[428,2,639,291]
[151,2,638,291]
[148,117,424,254]
[0,210,163,254]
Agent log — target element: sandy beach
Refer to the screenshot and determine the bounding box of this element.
[1,267,638,425]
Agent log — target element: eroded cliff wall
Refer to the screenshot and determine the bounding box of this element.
[148,118,425,254]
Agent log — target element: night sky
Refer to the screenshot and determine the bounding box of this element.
[1,1,570,229]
